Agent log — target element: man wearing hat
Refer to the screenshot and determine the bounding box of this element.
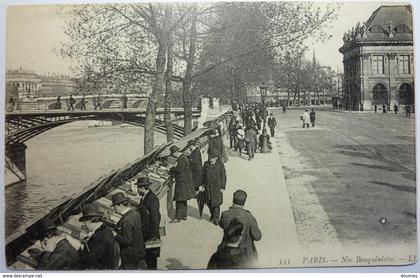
[112,192,146,269]
[137,177,161,270]
[219,190,262,266]
[169,145,195,222]
[187,139,203,193]
[207,129,223,160]
[78,203,119,269]
[35,218,80,270]
[200,148,227,225]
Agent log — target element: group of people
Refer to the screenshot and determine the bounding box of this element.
[300,108,316,128]
[168,126,262,269]
[227,104,277,160]
[34,177,161,270]
[64,93,129,111]
[374,103,412,117]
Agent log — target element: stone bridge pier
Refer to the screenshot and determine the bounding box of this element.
[5,142,27,184]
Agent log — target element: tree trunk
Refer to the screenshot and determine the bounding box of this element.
[144,36,167,154]
[164,8,174,143]
[182,9,198,135]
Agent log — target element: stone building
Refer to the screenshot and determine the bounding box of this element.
[339,5,414,111]
[6,69,42,100]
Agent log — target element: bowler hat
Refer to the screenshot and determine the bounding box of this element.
[36,218,57,235]
[170,145,180,154]
[79,203,103,222]
[136,176,152,188]
[111,192,129,207]
[208,148,219,159]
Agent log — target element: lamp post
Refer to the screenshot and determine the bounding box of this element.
[259,84,268,104]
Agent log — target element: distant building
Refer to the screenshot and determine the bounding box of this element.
[6,69,75,100]
[339,5,414,111]
[6,69,42,100]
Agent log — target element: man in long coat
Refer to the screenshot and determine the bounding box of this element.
[112,192,146,269]
[78,203,119,270]
[201,149,227,225]
[137,177,161,270]
[187,139,203,191]
[219,190,262,267]
[267,113,277,137]
[244,125,257,160]
[208,129,223,159]
[170,145,195,222]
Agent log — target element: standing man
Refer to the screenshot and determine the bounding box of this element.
[267,113,277,137]
[219,190,262,267]
[208,129,223,159]
[122,93,128,109]
[169,145,195,222]
[35,218,80,270]
[309,108,316,127]
[382,104,387,113]
[78,203,119,270]
[201,149,227,225]
[301,109,310,128]
[137,177,161,270]
[94,94,102,110]
[393,103,399,114]
[244,125,257,160]
[69,94,76,111]
[187,139,203,193]
[80,94,87,111]
[282,103,287,114]
[405,104,411,117]
[112,192,146,269]
[228,115,238,149]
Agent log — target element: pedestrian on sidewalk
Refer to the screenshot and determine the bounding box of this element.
[258,129,272,153]
[187,139,203,193]
[137,177,161,270]
[169,145,195,222]
[112,192,146,269]
[200,149,227,225]
[228,115,238,149]
[393,103,399,114]
[267,113,277,137]
[244,125,257,160]
[208,129,223,160]
[122,93,128,109]
[218,190,262,268]
[94,94,102,110]
[255,109,262,131]
[309,108,316,127]
[382,104,387,113]
[282,103,287,114]
[78,203,120,270]
[236,125,245,156]
[405,104,411,117]
[301,109,310,128]
[374,105,377,113]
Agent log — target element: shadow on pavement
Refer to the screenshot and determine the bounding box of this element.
[187,204,211,220]
[164,257,192,270]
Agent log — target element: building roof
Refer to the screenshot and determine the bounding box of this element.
[365,5,412,41]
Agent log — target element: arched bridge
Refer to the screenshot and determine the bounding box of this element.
[5,108,201,184]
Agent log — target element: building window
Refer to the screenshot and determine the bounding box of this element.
[395,24,410,33]
[372,55,384,74]
[399,55,410,74]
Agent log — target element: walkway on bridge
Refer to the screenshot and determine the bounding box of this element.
[157,129,302,269]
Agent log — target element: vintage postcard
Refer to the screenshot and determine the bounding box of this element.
[3,1,416,270]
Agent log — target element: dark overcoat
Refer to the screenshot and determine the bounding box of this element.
[138,191,161,241]
[201,158,227,207]
[115,209,145,268]
[79,224,119,270]
[208,135,223,158]
[267,117,277,128]
[172,154,195,202]
[188,148,203,190]
[219,206,262,260]
[37,238,80,270]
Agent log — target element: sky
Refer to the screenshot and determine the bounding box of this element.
[5,1,411,76]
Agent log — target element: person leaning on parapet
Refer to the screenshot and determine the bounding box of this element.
[78,203,120,270]
[218,190,262,268]
[200,148,227,225]
[301,109,310,128]
[137,177,161,270]
[309,108,316,127]
[112,192,146,269]
[34,218,80,270]
[169,145,195,222]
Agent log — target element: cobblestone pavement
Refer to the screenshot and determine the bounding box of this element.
[272,108,416,255]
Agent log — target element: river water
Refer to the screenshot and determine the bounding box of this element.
[5,121,166,237]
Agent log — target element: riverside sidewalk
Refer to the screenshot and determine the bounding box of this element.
[158,132,301,269]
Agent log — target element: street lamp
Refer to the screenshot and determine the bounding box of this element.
[260,84,268,104]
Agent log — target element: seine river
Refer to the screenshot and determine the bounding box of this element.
[5,121,165,236]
